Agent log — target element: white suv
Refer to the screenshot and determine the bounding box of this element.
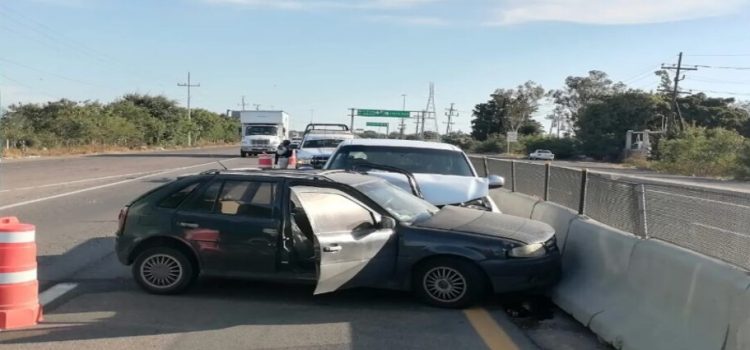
[324,139,505,212]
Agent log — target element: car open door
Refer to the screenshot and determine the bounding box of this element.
[291,186,397,294]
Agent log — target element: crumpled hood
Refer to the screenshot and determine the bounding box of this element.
[297,147,336,158]
[415,206,555,244]
[366,172,489,206]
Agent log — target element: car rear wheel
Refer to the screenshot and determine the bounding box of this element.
[414,258,486,308]
[241,151,248,158]
[133,247,195,295]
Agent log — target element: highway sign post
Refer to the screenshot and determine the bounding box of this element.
[506,131,518,154]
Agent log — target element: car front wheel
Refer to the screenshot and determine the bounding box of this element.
[133,247,195,295]
[414,258,486,308]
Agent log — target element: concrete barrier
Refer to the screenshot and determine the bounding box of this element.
[530,201,577,254]
[590,239,750,350]
[728,283,750,350]
[489,189,538,218]
[551,217,638,328]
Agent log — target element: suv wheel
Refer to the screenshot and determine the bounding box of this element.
[414,258,486,308]
[133,247,195,295]
[241,151,248,158]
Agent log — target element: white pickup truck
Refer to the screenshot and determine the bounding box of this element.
[296,124,355,169]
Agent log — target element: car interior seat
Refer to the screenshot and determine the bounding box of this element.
[290,202,315,262]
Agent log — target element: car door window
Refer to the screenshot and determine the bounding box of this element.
[296,192,374,234]
[180,181,221,213]
[217,181,276,218]
[158,182,202,209]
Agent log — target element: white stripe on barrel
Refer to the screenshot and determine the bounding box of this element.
[0,268,37,284]
[0,230,35,244]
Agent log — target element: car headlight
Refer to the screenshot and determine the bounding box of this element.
[460,197,493,211]
[508,243,546,258]
[297,158,311,165]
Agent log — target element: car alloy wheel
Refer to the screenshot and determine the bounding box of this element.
[423,266,467,303]
[140,254,183,290]
[414,258,486,308]
[133,247,195,295]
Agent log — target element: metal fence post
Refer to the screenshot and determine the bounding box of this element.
[510,160,516,192]
[481,157,489,177]
[578,169,588,215]
[635,184,649,238]
[543,163,551,201]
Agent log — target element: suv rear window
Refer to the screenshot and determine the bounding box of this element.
[328,146,474,176]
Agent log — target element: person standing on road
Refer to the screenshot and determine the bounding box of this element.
[276,140,293,169]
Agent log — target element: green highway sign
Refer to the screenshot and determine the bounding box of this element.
[366,122,389,127]
[357,109,410,118]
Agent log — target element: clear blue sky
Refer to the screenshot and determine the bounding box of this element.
[2,0,750,132]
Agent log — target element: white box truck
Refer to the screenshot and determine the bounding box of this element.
[239,110,290,157]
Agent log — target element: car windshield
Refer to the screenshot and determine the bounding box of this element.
[328,146,474,176]
[353,180,438,224]
[303,139,344,149]
[246,126,278,136]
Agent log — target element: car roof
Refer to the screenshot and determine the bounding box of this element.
[338,138,462,151]
[303,133,355,141]
[197,168,384,186]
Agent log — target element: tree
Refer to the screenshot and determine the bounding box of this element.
[496,81,545,133]
[471,96,510,141]
[677,93,750,136]
[576,91,661,160]
[519,118,544,136]
[549,70,626,131]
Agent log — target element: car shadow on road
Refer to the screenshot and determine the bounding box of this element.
[0,278,486,349]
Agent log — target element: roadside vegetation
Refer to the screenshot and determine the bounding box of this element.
[0,94,239,157]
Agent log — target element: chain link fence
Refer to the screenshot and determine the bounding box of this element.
[474,156,750,271]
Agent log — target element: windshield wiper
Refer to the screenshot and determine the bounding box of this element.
[350,161,423,199]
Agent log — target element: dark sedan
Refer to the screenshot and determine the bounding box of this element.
[115,169,560,308]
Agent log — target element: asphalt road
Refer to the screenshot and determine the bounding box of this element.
[0,147,606,350]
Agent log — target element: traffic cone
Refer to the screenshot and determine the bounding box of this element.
[288,150,297,169]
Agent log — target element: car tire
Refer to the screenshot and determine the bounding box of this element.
[132,247,195,295]
[241,151,247,158]
[413,257,486,309]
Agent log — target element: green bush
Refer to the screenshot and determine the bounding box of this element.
[656,127,745,177]
[735,142,750,180]
[523,135,579,159]
[442,132,476,152]
[473,135,506,154]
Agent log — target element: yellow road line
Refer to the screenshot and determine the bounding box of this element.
[463,307,521,350]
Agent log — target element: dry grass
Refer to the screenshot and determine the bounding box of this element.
[1,142,237,159]
[622,155,653,170]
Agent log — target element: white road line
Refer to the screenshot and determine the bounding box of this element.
[0,158,236,211]
[0,170,158,193]
[39,282,78,306]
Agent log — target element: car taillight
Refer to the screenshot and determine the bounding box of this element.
[117,206,129,236]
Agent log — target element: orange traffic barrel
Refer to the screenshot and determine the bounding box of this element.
[288,150,297,169]
[258,153,274,169]
[0,216,42,330]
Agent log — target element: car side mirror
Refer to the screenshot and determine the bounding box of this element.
[378,216,397,230]
[488,175,505,189]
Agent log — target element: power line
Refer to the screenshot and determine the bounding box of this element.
[686,54,750,57]
[692,64,750,71]
[683,88,750,97]
[0,57,110,88]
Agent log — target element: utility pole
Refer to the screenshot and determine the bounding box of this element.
[177,72,200,147]
[239,96,247,111]
[400,94,407,138]
[444,103,457,134]
[661,52,697,132]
